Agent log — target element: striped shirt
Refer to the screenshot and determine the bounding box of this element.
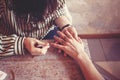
[0,0,68,58]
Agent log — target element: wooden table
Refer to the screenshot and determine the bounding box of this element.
[0,40,90,80]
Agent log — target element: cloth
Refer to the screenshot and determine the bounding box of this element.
[43,27,59,40]
[0,0,68,58]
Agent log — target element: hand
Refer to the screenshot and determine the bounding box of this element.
[24,38,50,55]
[58,26,79,56]
[62,26,79,41]
[51,31,88,60]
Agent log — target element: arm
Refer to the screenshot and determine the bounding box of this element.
[51,31,104,80]
[53,0,72,28]
[0,34,50,58]
[54,4,72,29]
[0,34,25,58]
[0,0,25,58]
[0,0,49,58]
[53,1,78,40]
[55,15,72,29]
[77,52,104,80]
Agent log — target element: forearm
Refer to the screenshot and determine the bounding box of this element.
[55,16,72,29]
[76,53,104,80]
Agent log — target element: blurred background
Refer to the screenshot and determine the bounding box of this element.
[67,0,120,36]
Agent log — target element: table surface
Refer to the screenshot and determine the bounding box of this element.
[0,40,90,80]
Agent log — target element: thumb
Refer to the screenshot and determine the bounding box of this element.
[40,44,50,55]
[35,39,49,47]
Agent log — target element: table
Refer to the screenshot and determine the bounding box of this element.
[0,40,90,80]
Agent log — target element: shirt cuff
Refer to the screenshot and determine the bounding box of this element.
[14,37,25,55]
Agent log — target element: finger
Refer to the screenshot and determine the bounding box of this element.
[77,37,83,44]
[72,32,78,41]
[36,46,49,55]
[58,49,62,53]
[64,53,67,57]
[31,48,43,55]
[36,43,50,54]
[36,43,50,48]
[64,30,73,39]
[41,48,48,55]
[54,41,58,44]
[57,31,68,41]
[42,45,50,49]
[54,36,65,44]
[35,39,45,45]
[51,43,64,51]
[35,39,49,46]
[68,27,78,40]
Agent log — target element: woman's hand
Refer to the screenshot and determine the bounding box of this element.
[51,31,104,80]
[24,38,50,55]
[62,26,79,41]
[58,26,79,56]
[51,31,88,60]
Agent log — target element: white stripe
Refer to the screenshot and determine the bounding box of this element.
[14,37,19,55]
[18,38,22,55]
[21,37,25,55]
[0,51,14,56]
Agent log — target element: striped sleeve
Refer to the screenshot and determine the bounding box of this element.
[0,34,25,58]
[52,0,72,22]
[0,0,26,58]
[52,0,66,20]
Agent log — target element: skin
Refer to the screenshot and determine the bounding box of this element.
[55,16,78,55]
[55,16,78,40]
[51,30,104,80]
[24,15,78,55]
[24,38,50,55]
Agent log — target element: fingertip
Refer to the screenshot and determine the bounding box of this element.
[78,37,83,43]
[58,50,61,53]
[50,43,54,46]
[54,41,58,44]
[78,37,81,40]
[64,53,67,57]
[50,43,56,47]
[57,31,60,34]
[53,35,56,38]
[57,31,63,35]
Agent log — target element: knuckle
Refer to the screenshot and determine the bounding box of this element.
[64,42,69,45]
[67,38,71,42]
[64,46,68,50]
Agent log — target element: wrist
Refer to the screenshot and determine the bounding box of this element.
[58,24,71,31]
[76,52,91,63]
[14,37,25,55]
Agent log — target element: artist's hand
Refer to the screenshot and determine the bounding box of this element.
[51,31,87,60]
[24,38,49,55]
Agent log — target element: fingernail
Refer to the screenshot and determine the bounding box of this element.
[54,35,56,38]
[64,53,67,57]
[58,50,61,53]
[57,31,61,34]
